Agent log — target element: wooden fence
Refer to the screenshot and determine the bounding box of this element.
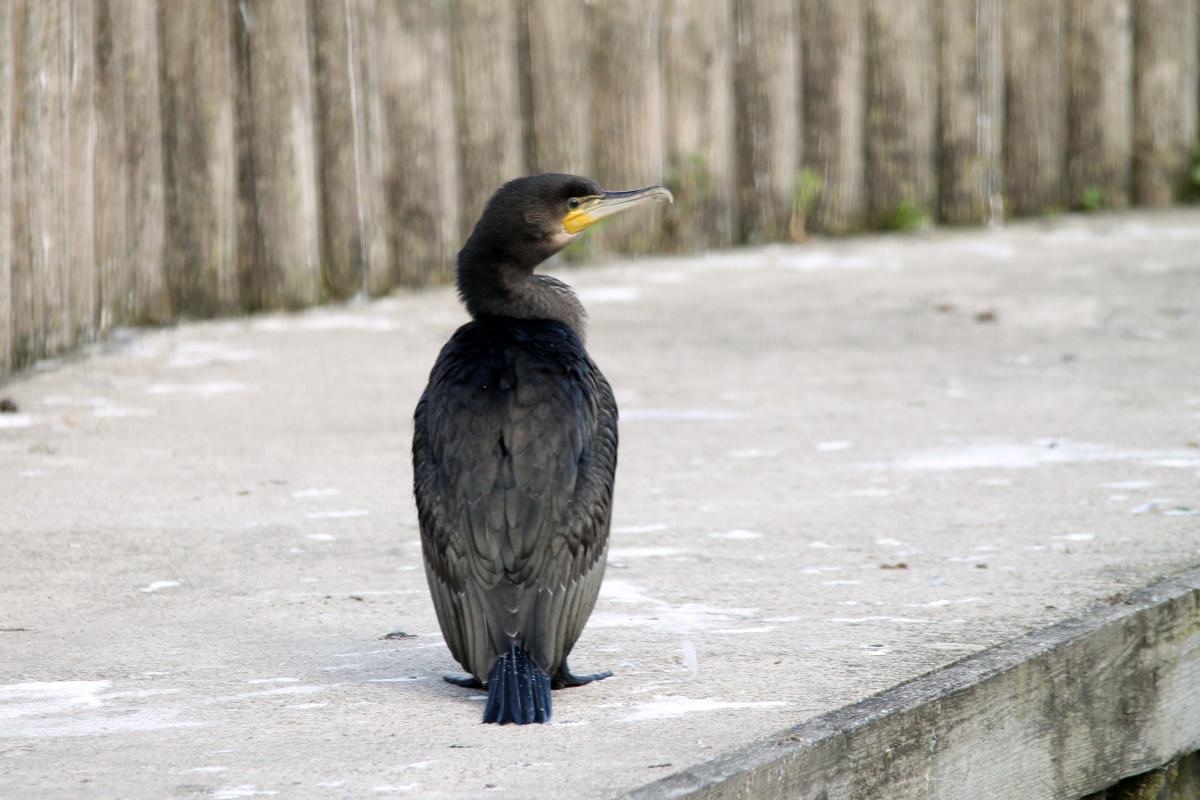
[1,0,1198,375]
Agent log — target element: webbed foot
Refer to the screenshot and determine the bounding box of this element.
[443,673,485,690]
[551,660,613,690]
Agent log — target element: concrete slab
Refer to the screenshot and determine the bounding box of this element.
[1,210,1199,799]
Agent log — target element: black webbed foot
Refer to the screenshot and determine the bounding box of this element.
[551,660,613,690]
[443,673,485,690]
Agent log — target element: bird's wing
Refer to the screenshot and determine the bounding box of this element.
[413,321,616,679]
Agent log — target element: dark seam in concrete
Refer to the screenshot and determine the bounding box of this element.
[623,566,1200,800]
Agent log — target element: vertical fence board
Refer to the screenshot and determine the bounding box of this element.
[8,0,32,367]
[122,0,168,324]
[938,0,1004,224]
[866,0,938,228]
[309,0,360,298]
[234,0,322,310]
[1133,0,1199,206]
[37,2,69,357]
[309,0,388,300]
[11,2,69,363]
[1067,0,1133,209]
[588,0,667,254]
[351,0,393,297]
[801,0,865,234]
[0,1,12,373]
[1004,0,1066,215]
[160,1,238,316]
[521,0,590,177]
[378,0,458,288]
[95,0,127,329]
[452,0,524,240]
[661,0,735,251]
[66,3,97,345]
[734,0,799,243]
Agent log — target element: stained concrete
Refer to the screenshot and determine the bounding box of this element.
[1,210,1199,798]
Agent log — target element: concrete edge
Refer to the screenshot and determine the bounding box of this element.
[623,567,1200,800]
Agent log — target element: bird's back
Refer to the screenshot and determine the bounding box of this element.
[413,318,617,683]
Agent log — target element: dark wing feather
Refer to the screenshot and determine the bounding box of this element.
[413,319,616,680]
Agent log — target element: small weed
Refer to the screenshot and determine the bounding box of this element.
[666,153,715,215]
[789,168,825,241]
[1077,186,1105,212]
[1189,144,1200,200]
[881,199,930,233]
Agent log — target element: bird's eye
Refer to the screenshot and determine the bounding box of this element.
[567,198,581,210]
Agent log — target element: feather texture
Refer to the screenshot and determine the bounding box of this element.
[413,318,617,682]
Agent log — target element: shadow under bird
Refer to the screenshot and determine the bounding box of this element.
[413,174,672,724]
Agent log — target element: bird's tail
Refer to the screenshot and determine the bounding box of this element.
[482,643,552,725]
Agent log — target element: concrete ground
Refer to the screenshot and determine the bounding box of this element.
[1,210,1198,799]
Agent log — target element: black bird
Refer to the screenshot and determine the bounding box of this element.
[413,174,672,724]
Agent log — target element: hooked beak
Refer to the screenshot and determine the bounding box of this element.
[562,185,674,235]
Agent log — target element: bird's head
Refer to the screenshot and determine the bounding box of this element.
[462,173,674,270]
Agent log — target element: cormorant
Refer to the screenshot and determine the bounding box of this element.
[413,174,672,725]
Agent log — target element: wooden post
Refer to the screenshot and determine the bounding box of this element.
[65,3,97,346]
[233,0,323,310]
[801,0,866,234]
[0,1,12,372]
[865,0,938,229]
[733,0,799,243]
[350,0,394,297]
[377,0,459,288]
[588,0,667,254]
[1004,0,1067,216]
[1133,0,1199,206]
[661,0,736,251]
[309,0,389,300]
[451,0,524,241]
[114,0,168,324]
[94,0,128,330]
[159,1,238,316]
[521,0,590,177]
[938,0,1004,225]
[1066,0,1133,209]
[10,2,69,363]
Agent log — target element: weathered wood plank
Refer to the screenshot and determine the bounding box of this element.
[309,0,389,300]
[800,0,865,234]
[733,0,799,243]
[628,568,1200,800]
[1003,0,1067,216]
[159,0,238,317]
[233,0,322,310]
[120,0,168,324]
[0,1,12,373]
[865,0,938,229]
[1132,0,1199,206]
[1066,0,1133,210]
[938,0,1004,225]
[661,0,735,251]
[94,0,128,330]
[520,0,590,177]
[377,0,458,288]
[350,0,392,297]
[65,2,96,346]
[11,1,69,364]
[587,0,667,254]
[451,0,524,241]
[309,0,361,299]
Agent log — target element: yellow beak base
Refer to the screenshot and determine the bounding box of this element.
[560,185,674,235]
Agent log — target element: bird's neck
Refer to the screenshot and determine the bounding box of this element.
[456,247,587,342]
